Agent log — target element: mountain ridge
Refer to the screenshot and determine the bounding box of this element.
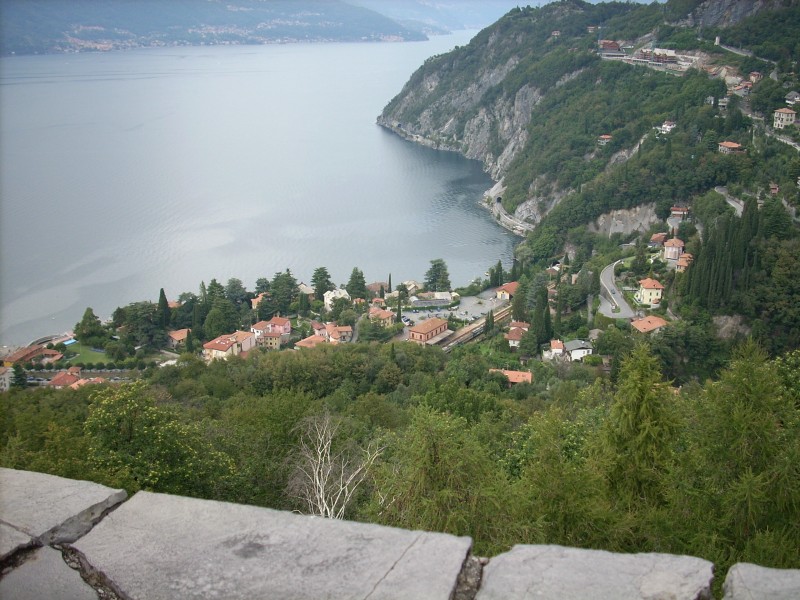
[0,0,429,56]
[378,0,798,241]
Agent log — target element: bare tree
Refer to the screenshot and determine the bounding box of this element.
[288,413,383,519]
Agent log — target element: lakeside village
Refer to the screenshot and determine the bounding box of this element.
[2,198,701,393]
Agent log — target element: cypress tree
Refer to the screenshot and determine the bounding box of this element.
[158,288,170,330]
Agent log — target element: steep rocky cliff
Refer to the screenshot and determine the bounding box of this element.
[378,1,594,181]
[378,0,788,234]
[682,0,775,28]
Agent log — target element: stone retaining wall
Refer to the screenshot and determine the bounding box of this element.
[2,468,799,599]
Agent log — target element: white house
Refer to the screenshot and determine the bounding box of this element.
[774,107,796,130]
[564,340,593,362]
[323,288,351,311]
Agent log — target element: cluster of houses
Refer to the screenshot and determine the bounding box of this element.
[597,39,699,72]
[649,232,693,273]
[200,315,292,361]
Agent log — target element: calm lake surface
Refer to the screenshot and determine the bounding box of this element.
[0,32,517,346]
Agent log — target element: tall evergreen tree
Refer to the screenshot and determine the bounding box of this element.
[346,267,368,300]
[424,259,451,292]
[11,364,27,389]
[311,267,334,302]
[184,329,195,354]
[603,343,674,507]
[484,309,495,334]
[157,288,170,330]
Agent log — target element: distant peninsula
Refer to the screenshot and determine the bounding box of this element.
[0,0,428,56]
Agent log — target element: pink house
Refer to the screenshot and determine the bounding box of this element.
[268,316,292,336]
[664,238,684,261]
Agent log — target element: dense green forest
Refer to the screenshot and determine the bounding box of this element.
[3,340,799,589]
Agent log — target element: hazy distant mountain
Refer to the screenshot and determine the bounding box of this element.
[347,1,528,34]
[0,0,427,56]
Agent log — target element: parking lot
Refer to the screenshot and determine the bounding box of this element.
[403,289,508,326]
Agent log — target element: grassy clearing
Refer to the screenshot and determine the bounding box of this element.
[63,342,107,364]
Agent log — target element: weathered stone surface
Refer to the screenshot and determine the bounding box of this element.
[73,491,472,600]
[0,467,127,547]
[723,562,800,599]
[0,522,35,561]
[0,547,98,600]
[476,545,714,600]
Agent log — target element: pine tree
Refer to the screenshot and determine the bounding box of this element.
[388,273,392,292]
[397,296,402,323]
[11,364,27,389]
[603,343,674,506]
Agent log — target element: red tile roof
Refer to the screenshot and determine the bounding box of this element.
[496,281,519,296]
[638,278,664,290]
[631,315,669,333]
[296,335,327,349]
[408,318,449,335]
[489,369,533,384]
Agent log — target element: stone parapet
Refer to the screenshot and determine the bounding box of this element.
[2,468,799,599]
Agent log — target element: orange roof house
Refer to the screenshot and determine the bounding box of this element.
[48,372,81,389]
[718,141,744,154]
[489,369,533,385]
[676,253,693,273]
[408,318,449,345]
[631,315,669,334]
[369,307,396,327]
[635,278,664,305]
[495,281,519,301]
[167,328,190,348]
[295,335,327,349]
[650,232,668,246]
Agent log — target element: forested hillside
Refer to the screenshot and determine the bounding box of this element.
[3,341,799,588]
[380,0,800,350]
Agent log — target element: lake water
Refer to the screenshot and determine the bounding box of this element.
[0,32,517,346]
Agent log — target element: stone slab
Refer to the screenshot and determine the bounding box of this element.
[723,562,800,599]
[0,522,35,561]
[0,546,98,600]
[476,544,714,600]
[0,467,127,548]
[73,491,472,600]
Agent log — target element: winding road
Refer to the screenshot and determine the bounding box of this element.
[597,260,635,319]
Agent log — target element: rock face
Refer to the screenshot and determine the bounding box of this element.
[685,0,772,28]
[378,71,542,180]
[588,203,659,236]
